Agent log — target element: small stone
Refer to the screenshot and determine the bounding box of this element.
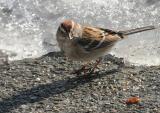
[98,82,101,85]
[36,77,41,81]
[91,93,99,100]
[30,96,38,100]
[21,104,28,109]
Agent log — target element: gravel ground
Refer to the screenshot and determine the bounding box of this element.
[0,52,160,113]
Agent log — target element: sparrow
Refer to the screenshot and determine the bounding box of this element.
[56,19,155,75]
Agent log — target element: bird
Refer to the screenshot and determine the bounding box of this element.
[56,19,155,75]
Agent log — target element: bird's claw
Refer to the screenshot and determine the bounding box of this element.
[72,67,95,76]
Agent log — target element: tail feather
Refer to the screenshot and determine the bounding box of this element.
[118,26,155,38]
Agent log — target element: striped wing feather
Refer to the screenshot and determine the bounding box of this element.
[76,27,121,51]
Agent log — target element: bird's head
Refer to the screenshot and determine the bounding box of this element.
[58,19,75,39]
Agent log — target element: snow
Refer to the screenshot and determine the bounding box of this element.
[0,0,160,65]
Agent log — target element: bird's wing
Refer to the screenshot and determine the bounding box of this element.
[75,27,121,51]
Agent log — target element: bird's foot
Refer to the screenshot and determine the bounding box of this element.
[72,67,96,76]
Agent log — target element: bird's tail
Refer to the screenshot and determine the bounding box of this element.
[118,26,155,38]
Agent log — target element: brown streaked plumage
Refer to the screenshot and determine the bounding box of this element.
[56,20,155,75]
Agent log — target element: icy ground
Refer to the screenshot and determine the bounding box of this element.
[0,0,160,65]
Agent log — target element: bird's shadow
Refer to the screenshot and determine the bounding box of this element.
[0,52,120,113]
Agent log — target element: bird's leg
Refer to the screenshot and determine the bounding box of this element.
[88,58,102,74]
[72,58,102,75]
[72,61,94,75]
